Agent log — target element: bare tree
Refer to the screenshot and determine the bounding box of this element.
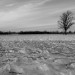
[58,10,74,34]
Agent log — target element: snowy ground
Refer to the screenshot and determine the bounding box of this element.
[0,34,75,41]
[0,35,75,75]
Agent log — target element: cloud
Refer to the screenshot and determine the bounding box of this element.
[31,0,50,6]
[6,3,15,7]
[0,0,50,22]
[0,3,35,22]
[0,11,20,21]
[0,0,49,22]
[47,6,75,17]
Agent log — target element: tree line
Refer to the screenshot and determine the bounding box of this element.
[0,10,75,35]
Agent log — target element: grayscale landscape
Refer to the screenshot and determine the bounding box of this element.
[0,0,75,75]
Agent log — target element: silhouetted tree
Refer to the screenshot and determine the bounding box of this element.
[58,10,74,34]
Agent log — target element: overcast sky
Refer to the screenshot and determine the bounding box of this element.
[0,0,75,31]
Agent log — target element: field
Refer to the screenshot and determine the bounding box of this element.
[0,35,75,75]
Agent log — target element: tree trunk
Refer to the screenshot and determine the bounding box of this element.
[64,30,67,35]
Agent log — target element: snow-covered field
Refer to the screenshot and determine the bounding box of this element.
[0,34,75,75]
[0,34,75,41]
